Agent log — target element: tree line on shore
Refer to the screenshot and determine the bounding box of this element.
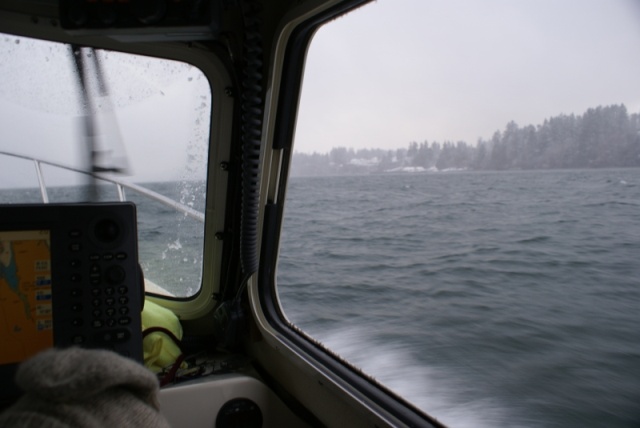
[291,104,640,176]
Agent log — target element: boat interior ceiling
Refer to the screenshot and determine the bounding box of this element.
[0,0,442,427]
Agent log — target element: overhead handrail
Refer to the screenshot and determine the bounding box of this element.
[0,150,205,223]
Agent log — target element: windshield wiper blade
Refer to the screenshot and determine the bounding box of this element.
[70,44,129,192]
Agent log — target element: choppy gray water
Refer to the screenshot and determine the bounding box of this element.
[277,169,640,428]
[2,169,638,426]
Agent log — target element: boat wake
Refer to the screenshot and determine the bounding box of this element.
[316,326,528,428]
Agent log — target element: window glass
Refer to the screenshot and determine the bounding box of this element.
[278,1,640,427]
[0,34,211,298]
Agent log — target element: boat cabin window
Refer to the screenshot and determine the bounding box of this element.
[0,34,211,298]
[278,1,640,427]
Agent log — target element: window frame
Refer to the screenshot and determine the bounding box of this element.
[252,1,443,425]
[0,26,233,319]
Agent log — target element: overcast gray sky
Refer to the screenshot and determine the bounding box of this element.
[0,38,209,188]
[1,0,640,186]
[294,0,640,154]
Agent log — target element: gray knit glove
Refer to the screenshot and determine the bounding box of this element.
[0,347,170,428]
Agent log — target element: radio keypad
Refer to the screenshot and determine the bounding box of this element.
[67,245,136,346]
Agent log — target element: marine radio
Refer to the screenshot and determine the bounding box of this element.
[0,202,144,400]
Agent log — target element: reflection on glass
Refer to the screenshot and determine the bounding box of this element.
[0,34,211,298]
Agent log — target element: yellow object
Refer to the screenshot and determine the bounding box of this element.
[142,299,184,373]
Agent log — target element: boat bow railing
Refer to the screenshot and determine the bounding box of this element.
[0,150,205,223]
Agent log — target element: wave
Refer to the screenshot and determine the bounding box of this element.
[314,326,528,428]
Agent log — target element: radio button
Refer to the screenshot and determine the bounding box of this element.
[99,332,114,342]
[71,335,86,344]
[94,329,130,344]
[114,329,130,342]
[105,266,126,284]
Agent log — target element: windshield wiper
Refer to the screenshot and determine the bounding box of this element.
[70,44,129,198]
